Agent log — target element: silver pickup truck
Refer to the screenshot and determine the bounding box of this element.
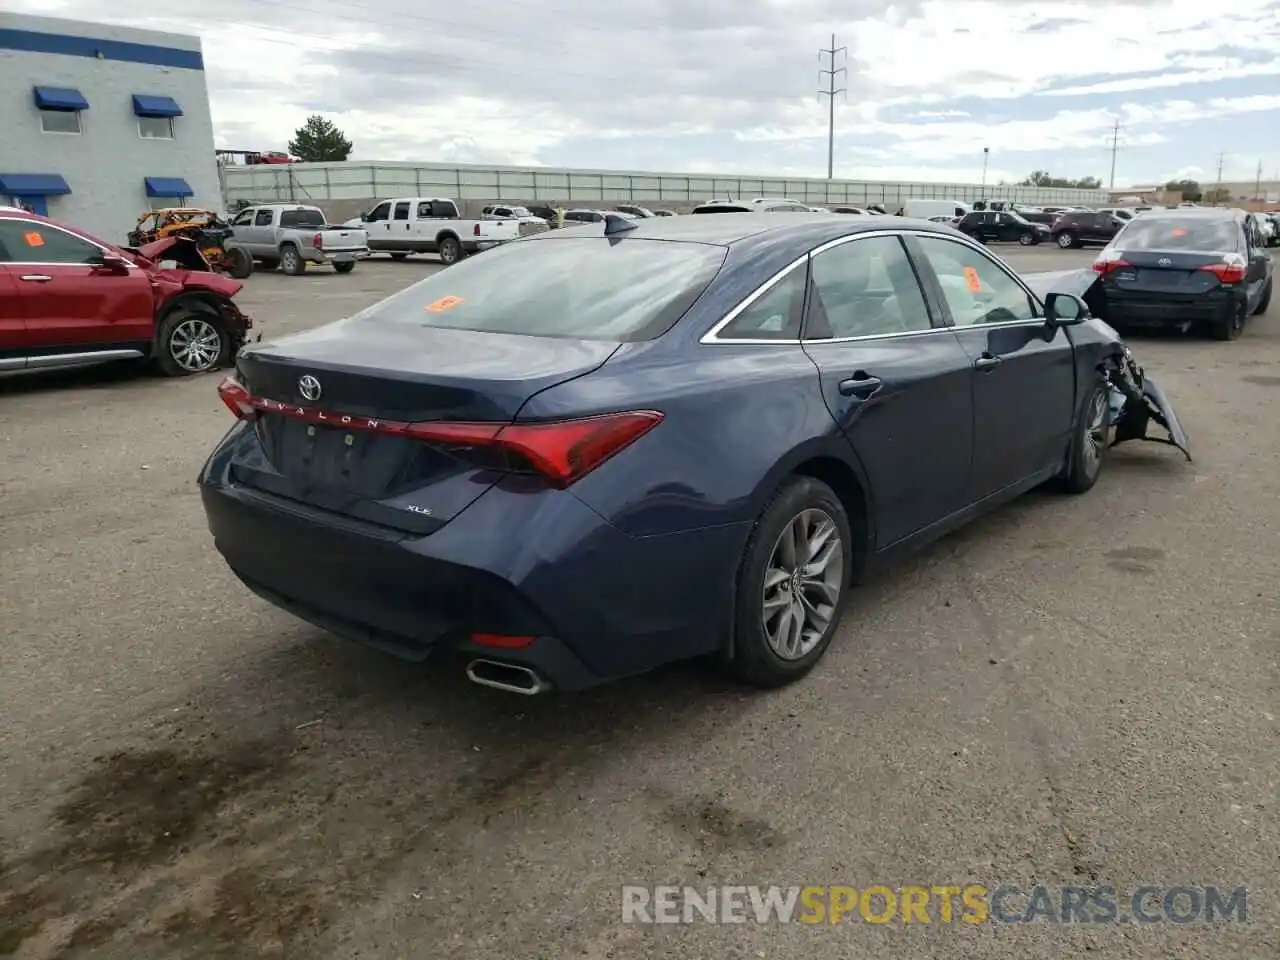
[227,203,370,275]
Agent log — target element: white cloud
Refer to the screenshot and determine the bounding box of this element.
[7,0,1280,184]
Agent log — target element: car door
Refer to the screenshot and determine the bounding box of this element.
[0,217,154,351]
[228,208,259,251]
[1243,217,1272,308]
[910,234,1075,502]
[361,200,392,249]
[245,207,276,256]
[801,233,976,546]
[0,247,27,370]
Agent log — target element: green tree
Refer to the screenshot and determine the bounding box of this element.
[288,114,353,162]
[1018,170,1103,189]
[1163,179,1202,201]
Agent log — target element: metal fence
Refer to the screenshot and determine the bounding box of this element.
[220,161,1110,209]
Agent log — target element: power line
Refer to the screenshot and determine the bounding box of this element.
[818,34,847,181]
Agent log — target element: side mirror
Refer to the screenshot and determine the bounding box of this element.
[1045,292,1089,326]
[94,253,131,273]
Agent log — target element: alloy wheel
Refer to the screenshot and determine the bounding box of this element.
[169,317,223,372]
[761,508,844,660]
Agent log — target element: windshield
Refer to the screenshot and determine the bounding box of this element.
[348,237,727,341]
[1115,216,1241,252]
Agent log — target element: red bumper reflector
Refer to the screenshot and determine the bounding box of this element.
[470,633,535,649]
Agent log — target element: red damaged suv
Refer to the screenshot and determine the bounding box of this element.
[0,206,256,377]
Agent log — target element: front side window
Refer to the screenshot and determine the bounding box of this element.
[138,116,174,139]
[348,237,727,342]
[805,236,933,339]
[914,236,1039,326]
[367,202,391,222]
[40,109,81,134]
[716,266,807,341]
[0,220,101,263]
[231,209,255,226]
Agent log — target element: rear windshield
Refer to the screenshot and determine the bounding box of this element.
[349,237,727,341]
[1117,216,1241,252]
[280,209,325,228]
[692,205,751,214]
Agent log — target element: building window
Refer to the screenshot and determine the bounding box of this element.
[40,110,81,135]
[138,116,175,140]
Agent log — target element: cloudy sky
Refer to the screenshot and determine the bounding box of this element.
[10,0,1280,186]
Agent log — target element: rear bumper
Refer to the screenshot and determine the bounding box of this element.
[308,247,371,264]
[1100,288,1242,328]
[199,453,745,691]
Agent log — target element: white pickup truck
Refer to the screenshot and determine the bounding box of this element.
[227,203,370,275]
[342,197,521,265]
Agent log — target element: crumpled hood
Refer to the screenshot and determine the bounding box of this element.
[129,237,244,297]
[1022,267,1099,300]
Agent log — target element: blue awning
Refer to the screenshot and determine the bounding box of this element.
[0,173,72,197]
[33,85,89,111]
[144,177,193,198]
[132,94,183,118]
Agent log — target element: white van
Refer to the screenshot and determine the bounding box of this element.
[903,199,972,220]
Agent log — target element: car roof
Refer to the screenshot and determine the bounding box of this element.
[526,211,965,249]
[1138,206,1240,220]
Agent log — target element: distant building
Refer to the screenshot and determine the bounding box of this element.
[0,12,219,243]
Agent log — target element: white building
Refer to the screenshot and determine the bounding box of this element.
[0,12,220,244]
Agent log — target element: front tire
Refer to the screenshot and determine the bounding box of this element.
[333,261,356,274]
[1056,380,1110,494]
[280,243,306,276]
[724,477,852,688]
[154,306,230,377]
[1056,232,1077,249]
[1018,231,1035,246]
[224,246,253,279]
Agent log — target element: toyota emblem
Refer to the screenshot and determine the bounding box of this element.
[1158,257,1172,267]
[298,375,322,401]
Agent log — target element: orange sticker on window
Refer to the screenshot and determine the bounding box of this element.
[1170,228,1187,237]
[963,265,982,293]
[23,231,45,247]
[426,295,463,313]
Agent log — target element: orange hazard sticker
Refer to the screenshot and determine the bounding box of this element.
[962,265,982,293]
[427,295,464,313]
[23,231,45,247]
[1170,228,1187,237]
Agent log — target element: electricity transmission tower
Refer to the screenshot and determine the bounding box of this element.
[818,34,847,180]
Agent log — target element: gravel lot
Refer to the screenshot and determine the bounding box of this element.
[1,244,1277,959]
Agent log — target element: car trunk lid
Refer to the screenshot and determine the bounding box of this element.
[226,319,620,533]
[1094,248,1243,294]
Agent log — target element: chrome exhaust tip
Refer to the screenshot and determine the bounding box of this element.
[465,658,551,696]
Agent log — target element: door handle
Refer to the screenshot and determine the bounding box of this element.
[20,275,52,282]
[974,353,1002,371]
[838,373,882,397]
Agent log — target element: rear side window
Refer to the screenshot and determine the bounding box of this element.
[348,238,727,341]
[280,209,325,228]
[717,267,808,341]
[1115,217,1241,252]
[254,209,274,226]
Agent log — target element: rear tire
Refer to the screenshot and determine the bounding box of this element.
[438,236,462,265]
[723,477,853,688]
[224,246,253,279]
[280,244,306,276]
[1211,300,1246,340]
[1055,380,1110,494]
[154,306,230,377]
[1252,278,1272,316]
[333,261,356,274]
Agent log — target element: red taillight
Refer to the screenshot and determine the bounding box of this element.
[214,383,663,488]
[217,376,257,420]
[404,411,664,487]
[313,232,323,249]
[1198,262,1246,283]
[473,223,481,236]
[1093,257,1131,275]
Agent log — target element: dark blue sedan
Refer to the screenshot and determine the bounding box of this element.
[201,214,1189,695]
